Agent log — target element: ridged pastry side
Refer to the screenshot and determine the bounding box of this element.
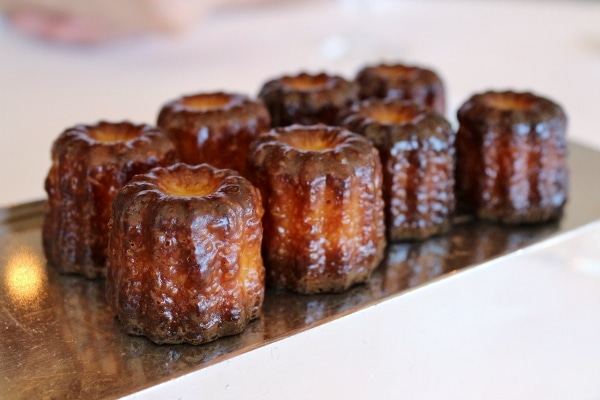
[248,125,386,294]
[106,163,265,345]
[341,99,455,240]
[43,121,176,279]
[455,90,568,224]
[157,92,270,177]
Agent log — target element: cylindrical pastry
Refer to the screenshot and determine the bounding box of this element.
[106,163,265,345]
[356,63,446,115]
[258,72,359,127]
[247,125,386,294]
[341,99,455,241]
[455,90,568,224]
[43,121,176,279]
[157,92,270,176]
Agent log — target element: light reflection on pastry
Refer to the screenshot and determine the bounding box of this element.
[455,90,568,224]
[248,125,386,294]
[43,121,176,279]
[341,98,455,241]
[157,92,270,177]
[106,163,265,345]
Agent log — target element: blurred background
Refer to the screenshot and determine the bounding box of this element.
[1,0,599,207]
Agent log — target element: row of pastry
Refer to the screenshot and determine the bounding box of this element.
[42,63,568,344]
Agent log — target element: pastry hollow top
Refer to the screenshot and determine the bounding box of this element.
[340,99,453,152]
[51,121,176,163]
[157,92,271,129]
[248,124,381,180]
[457,90,567,135]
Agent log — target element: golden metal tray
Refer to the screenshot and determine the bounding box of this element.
[1,142,599,399]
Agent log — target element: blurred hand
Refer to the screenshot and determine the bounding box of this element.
[1,0,223,44]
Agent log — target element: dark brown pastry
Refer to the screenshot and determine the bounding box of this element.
[43,121,176,279]
[455,90,568,224]
[106,163,265,345]
[341,99,455,241]
[247,125,386,294]
[356,63,446,115]
[258,72,359,127]
[157,92,270,176]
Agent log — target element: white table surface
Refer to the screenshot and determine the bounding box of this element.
[1,1,600,398]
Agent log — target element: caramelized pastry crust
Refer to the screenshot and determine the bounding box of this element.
[455,90,568,224]
[341,99,455,240]
[106,163,265,345]
[43,121,176,279]
[248,125,386,294]
[356,63,446,115]
[157,92,270,176]
[258,72,359,127]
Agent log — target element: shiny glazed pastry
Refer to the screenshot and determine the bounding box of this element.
[258,72,359,127]
[341,99,455,240]
[356,63,446,115]
[247,125,386,294]
[106,163,265,345]
[43,121,176,279]
[455,90,568,224]
[157,92,270,176]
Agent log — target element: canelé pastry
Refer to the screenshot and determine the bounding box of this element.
[356,63,446,115]
[258,72,359,127]
[43,121,176,279]
[106,163,265,345]
[455,90,568,224]
[157,92,270,176]
[247,125,386,294]
[341,99,455,241]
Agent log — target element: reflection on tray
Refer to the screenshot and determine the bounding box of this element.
[0,211,559,400]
